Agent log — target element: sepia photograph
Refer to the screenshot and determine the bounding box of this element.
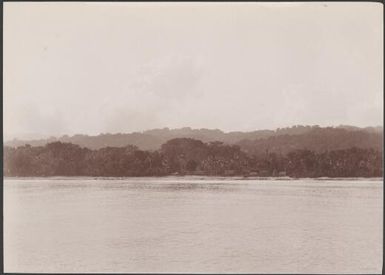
[3,2,383,274]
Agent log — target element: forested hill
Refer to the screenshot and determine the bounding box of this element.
[5,125,383,152]
[237,126,383,156]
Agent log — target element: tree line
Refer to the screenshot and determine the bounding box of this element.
[4,138,383,178]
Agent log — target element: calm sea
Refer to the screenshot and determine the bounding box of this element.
[4,177,383,273]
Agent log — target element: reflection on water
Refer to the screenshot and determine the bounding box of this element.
[4,177,383,273]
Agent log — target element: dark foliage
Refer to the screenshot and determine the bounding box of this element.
[4,138,382,178]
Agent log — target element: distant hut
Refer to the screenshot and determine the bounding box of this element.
[278,171,287,177]
[224,170,236,176]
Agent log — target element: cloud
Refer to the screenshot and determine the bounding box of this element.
[4,104,68,140]
[102,108,162,134]
[134,55,205,100]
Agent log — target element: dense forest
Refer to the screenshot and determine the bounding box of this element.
[4,137,382,178]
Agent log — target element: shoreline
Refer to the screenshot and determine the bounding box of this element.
[3,176,383,181]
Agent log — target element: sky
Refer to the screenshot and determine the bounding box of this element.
[4,2,383,140]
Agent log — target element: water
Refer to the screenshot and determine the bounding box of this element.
[4,177,383,273]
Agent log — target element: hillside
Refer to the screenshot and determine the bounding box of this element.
[5,125,383,152]
[237,126,383,155]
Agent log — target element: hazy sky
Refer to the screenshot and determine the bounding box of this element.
[4,2,383,140]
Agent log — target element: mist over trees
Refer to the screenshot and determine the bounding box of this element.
[5,125,383,151]
[239,126,382,155]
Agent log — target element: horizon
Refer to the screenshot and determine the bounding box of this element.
[5,124,383,142]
